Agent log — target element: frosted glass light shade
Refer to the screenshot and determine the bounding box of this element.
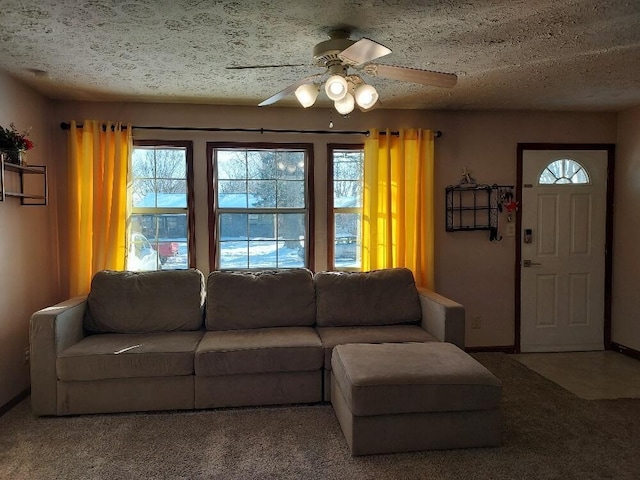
[334,92,355,115]
[294,83,319,108]
[324,75,348,101]
[354,84,379,109]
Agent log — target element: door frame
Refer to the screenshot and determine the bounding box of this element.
[515,143,616,353]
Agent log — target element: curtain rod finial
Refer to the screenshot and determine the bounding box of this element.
[434,130,442,138]
[60,122,71,130]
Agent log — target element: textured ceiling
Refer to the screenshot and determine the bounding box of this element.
[0,0,639,111]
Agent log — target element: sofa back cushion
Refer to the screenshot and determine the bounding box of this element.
[85,269,206,333]
[206,269,316,330]
[315,268,422,327]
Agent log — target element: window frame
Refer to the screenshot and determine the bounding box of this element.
[207,141,315,271]
[130,140,196,270]
[327,143,364,271]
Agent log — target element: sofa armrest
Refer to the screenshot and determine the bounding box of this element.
[30,296,87,416]
[417,287,465,349]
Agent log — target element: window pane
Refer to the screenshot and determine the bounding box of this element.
[132,148,155,178]
[334,180,362,207]
[127,231,160,271]
[573,169,589,184]
[155,149,186,179]
[547,161,562,178]
[157,180,187,208]
[217,151,247,180]
[276,151,305,180]
[248,180,277,208]
[277,180,305,207]
[130,213,188,270]
[219,240,249,269]
[539,169,557,185]
[218,181,248,208]
[132,178,156,207]
[277,213,305,241]
[334,213,361,269]
[333,150,363,181]
[248,240,279,268]
[247,151,275,179]
[219,213,248,239]
[248,213,274,239]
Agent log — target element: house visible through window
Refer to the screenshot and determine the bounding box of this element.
[328,144,364,271]
[128,141,194,271]
[209,143,313,270]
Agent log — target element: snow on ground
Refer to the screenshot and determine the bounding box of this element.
[161,239,358,270]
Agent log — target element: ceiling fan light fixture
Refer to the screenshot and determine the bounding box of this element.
[294,83,319,108]
[334,92,355,115]
[354,83,379,110]
[325,74,348,101]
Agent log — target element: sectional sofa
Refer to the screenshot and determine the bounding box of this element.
[29,267,465,416]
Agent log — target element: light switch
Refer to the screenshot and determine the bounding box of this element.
[506,224,516,237]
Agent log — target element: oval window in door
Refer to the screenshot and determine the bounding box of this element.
[539,158,590,185]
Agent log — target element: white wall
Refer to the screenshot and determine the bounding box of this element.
[0,71,58,408]
[612,106,640,351]
[52,101,617,348]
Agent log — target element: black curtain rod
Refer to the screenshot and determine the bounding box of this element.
[59,122,443,138]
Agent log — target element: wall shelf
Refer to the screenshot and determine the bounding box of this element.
[0,153,48,205]
[445,184,514,240]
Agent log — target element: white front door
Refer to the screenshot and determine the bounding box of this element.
[520,149,608,352]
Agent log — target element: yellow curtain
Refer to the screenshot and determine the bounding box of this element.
[68,120,131,296]
[362,128,435,288]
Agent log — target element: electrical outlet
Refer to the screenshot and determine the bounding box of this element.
[24,346,30,365]
[471,315,481,329]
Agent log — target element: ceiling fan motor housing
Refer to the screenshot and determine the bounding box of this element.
[313,37,355,68]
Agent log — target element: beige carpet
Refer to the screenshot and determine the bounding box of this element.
[1,354,639,479]
[513,351,640,400]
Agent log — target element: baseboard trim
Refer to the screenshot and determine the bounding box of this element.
[465,345,516,354]
[0,388,30,418]
[610,342,640,361]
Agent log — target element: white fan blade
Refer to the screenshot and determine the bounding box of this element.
[338,38,391,66]
[368,64,457,88]
[258,76,317,106]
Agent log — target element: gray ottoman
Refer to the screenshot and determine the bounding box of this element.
[331,342,502,455]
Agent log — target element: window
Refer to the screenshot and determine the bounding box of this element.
[128,141,195,271]
[539,159,590,185]
[209,143,313,270]
[328,144,364,270]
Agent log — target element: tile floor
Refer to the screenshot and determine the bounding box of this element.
[512,350,640,400]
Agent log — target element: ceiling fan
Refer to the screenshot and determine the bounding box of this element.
[227,30,458,113]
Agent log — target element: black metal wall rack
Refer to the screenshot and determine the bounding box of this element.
[445,184,514,240]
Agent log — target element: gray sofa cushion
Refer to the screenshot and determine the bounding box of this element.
[57,331,203,381]
[206,269,316,330]
[315,268,422,327]
[316,325,437,369]
[195,327,323,376]
[85,269,206,333]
